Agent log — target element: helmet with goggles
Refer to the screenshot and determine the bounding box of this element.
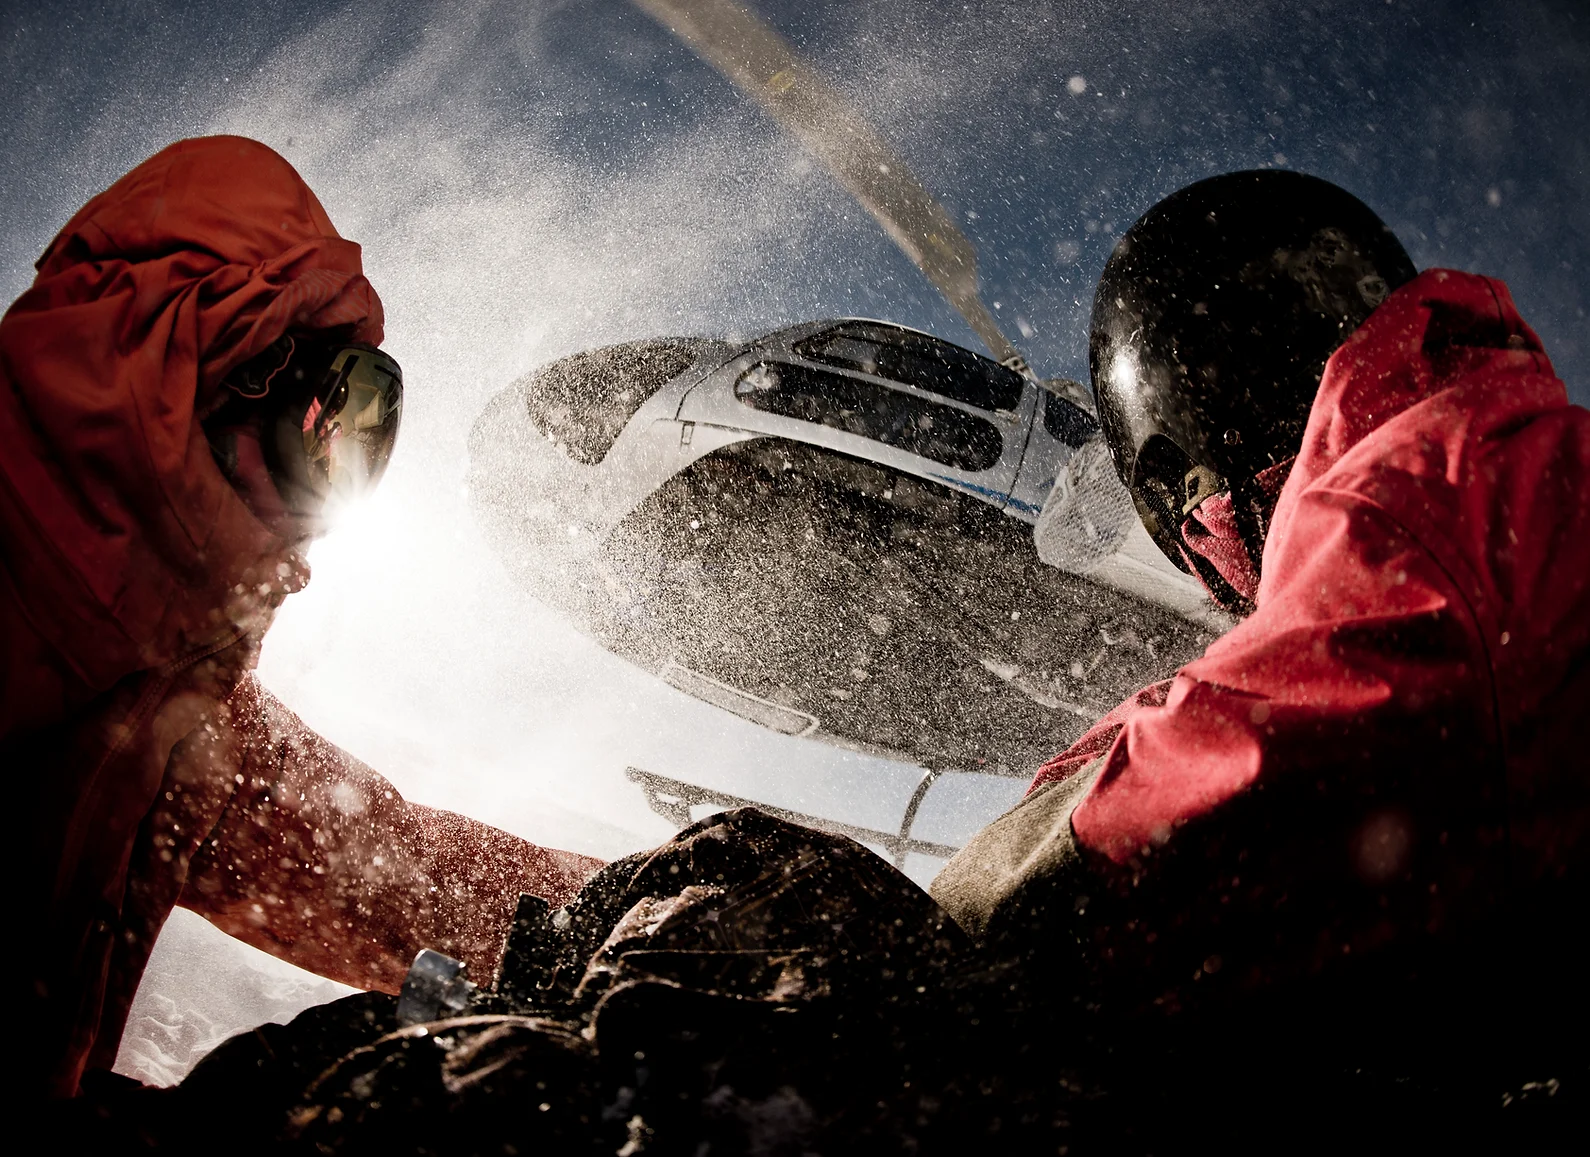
[1089,170,1415,602]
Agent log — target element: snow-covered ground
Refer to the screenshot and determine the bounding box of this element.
[115,909,356,1088]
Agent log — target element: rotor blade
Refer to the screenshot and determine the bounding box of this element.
[633,0,1025,368]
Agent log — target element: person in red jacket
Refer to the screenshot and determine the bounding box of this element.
[933,172,1590,1064]
[3,136,603,1098]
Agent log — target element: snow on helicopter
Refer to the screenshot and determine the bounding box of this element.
[467,0,1228,873]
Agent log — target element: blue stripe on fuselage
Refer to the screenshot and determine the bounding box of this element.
[928,473,1041,515]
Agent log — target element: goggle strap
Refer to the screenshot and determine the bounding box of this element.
[226,335,297,401]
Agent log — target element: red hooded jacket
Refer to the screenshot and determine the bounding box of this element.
[1029,269,1589,995]
[2,138,600,1096]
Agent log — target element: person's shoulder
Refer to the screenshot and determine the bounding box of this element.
[1263,269,1590,637]
[1286,268,1573,506]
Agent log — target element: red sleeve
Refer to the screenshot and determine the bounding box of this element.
[1070,486,1496,867]
[1028,679,1172,794]
[179,678,603,993]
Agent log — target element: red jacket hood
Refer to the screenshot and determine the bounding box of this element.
[0,136,384,729]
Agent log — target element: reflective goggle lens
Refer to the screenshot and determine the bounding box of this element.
[303,346,404,500]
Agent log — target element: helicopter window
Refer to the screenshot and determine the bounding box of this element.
[734,362,1003,472]
[794,323,1024,413]
[1043,393,1100,447]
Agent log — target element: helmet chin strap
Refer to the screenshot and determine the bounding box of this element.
[1180,464,1227,517]
[1180,456,1298,613]
[1230,474,1273,579]
[1180,528,1253,616]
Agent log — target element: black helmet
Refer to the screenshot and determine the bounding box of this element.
[1089,170,1415,596]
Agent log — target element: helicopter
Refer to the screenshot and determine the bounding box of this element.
[467,0,1226,862]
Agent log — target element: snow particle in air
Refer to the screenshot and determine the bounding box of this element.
[1067,75,1087,95]
[331,781,368,816]
[1352,809,1413,884]
[1486,187,1502,208]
